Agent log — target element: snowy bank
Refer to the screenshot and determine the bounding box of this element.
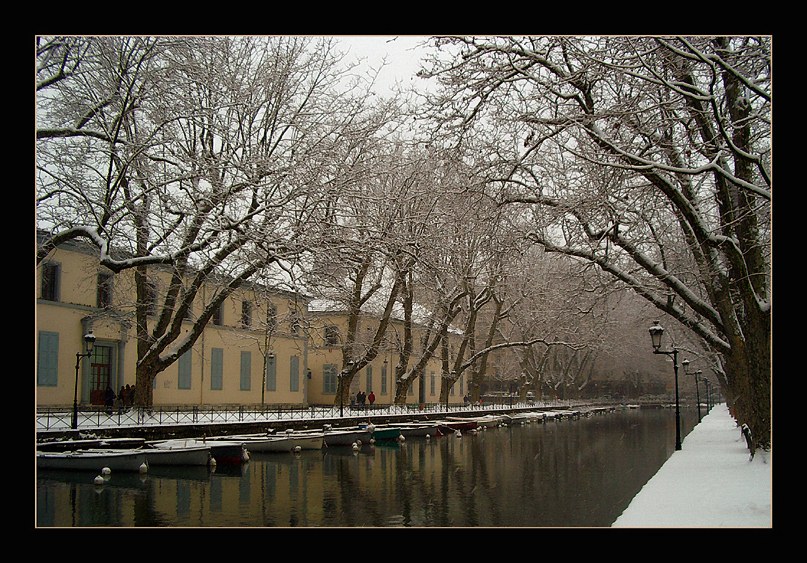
[611,403,771,528]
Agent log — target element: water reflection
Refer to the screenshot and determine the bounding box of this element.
[37,408,696,527]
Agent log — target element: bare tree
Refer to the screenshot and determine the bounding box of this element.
[422,36,771,448]
[36,36,382,407]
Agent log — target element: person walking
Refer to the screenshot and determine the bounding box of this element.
[368,391,375,407]
[104,386,116,415]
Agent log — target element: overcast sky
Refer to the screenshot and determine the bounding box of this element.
[334,35,432,95]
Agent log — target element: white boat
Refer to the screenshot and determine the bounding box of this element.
[142,443,212,466]
[446,414,506,428]
[150,439,248,465]
[37,437,146,452]
[37,449,148,472]
[396,421,443,438]
[503,412,546,424]
[248,432,324,453]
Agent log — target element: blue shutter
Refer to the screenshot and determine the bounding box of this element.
[266,355,276,391]
[290,356,299,392]
[240,351,251,390]
[211,348,223,390]
[178,350,192,389]
[323,364,337,393]
[37,332,59,386]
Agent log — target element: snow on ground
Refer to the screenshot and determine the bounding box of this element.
[611,403,771,528]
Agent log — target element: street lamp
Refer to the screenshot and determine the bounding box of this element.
[648,321,682,450]
[702,378,712,411]
[72,330,96,430]
[682,359,703,423]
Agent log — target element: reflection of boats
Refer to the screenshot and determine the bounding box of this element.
[37,437,146,452]
[145,464,213,482]
[149,439,248,465]
[36,449,148,472]
[37,468,148,489]
[142,443,212,466]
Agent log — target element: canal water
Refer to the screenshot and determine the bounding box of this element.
[36,407,698,527]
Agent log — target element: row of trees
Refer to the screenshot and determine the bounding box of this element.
[36,36,770,448]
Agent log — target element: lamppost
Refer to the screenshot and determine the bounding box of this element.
[682,359,703,423]
[72,330,96,430]
[648,321,682,450]
[703,378,712,411]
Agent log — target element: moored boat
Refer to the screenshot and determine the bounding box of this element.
[397,421,443,438]
[142,443,212,466]
[447,414,506,428]
[37,449,148,472]
[368,425,404,442]
[252,433,324,453]
[37,437,146,452]
[150,439,248,465]
[435,419,479,433]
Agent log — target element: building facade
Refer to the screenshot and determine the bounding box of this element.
[36,237,469,409]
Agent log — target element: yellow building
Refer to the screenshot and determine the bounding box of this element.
[36,235,312,409]
[36,235,470,410]
[305,307,469,408]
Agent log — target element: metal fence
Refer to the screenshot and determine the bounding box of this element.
[36,400,567,432]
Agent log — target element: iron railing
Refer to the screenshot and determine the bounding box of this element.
[36,399,574,432]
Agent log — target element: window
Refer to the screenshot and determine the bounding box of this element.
[266,353,277,391]
[211,348,223,390]
[324,325,340,346]
[290,356,300,392]
[240,351,251,391]
[430,372,436,395]
[41,262,60,301]
[241,301,252,328]
[323,364,337,394]
[365,366,373,394]
[37,331,59,386]
[381,364,387,395]
[178,350,192,389]
[97,273,113,309]
[212,303,223,326]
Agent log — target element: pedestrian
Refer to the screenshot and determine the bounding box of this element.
[104,385,116,414]
[463,394,470,405]
[124,384,133,408]
[368,391,375,406]
[356,390,363,407]
[118,386,126,413]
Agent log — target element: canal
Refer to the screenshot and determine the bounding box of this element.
[36,407,698,527]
